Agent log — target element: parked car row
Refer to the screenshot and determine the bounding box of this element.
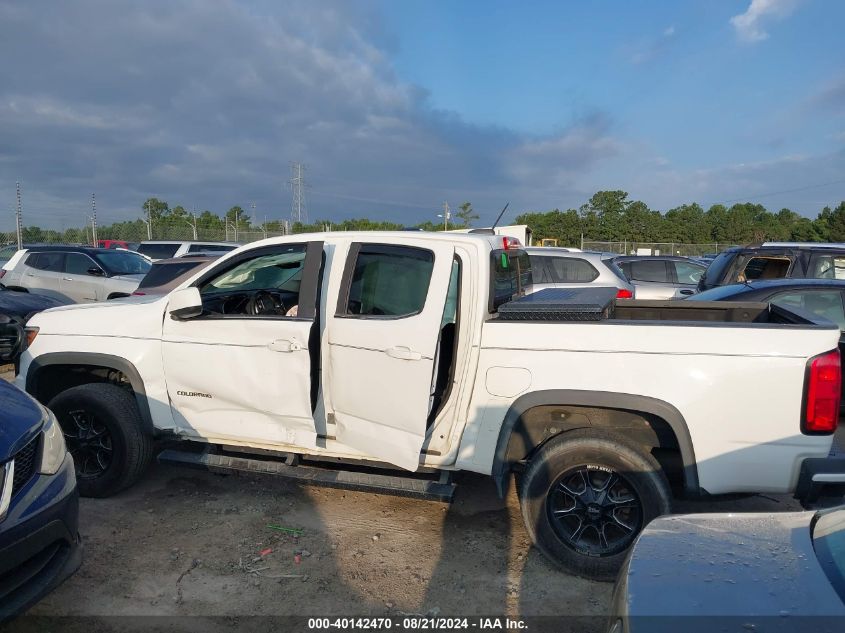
[524,247,707,300]
[0,241,234,305]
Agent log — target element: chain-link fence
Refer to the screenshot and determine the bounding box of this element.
[0,225,291,247]
[581,240,736,257]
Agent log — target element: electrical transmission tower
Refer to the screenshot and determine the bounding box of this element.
[15,181,23,249]
[90,193,98,245]
[289,162,308,224]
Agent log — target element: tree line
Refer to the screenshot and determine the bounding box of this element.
[515,191,845,247]
[9,192,845,246]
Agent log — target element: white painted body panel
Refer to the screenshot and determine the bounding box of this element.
[458,320,837,494]
[16,231,841,497]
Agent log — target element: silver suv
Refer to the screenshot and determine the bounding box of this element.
[610,255,706,300]
[524,247,635,297]
[2,246,152,303]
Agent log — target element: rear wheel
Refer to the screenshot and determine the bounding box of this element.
[518,429,671,581]
[48,383,153,497]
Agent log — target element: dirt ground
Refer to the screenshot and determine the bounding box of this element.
[4,365,832,631]
[15,460,804,630]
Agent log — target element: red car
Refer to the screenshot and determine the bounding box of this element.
[96,239,129,250]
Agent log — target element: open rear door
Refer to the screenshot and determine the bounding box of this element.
[327,240,455,470]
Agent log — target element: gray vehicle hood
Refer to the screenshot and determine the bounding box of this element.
[622,512,845,619]
[110,273,147,284]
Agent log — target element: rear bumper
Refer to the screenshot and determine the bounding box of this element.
[794,456,845,509]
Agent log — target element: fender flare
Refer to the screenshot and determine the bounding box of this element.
[26,352,155,436]
[491,389,700,497]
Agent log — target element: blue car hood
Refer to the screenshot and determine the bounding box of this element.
[0,380,44,461]
[0,290,68,320]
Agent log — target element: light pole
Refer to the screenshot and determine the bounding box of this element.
[437,201,451,231]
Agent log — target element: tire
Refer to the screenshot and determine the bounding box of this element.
[518,429,672,581]
[48,383,154,498]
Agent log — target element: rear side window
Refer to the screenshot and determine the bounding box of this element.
[623,260,670,283]
[65,253,94,275]
[673,260,706,284]
[739,256,792,282]
[809,254,845,280]
[542,256,598,283]
[343,245,434,317]
[137,243,180,259]
[26,252,64,272]
[490,250,532,311]
[771,290,845,330]
[138,261,204,289]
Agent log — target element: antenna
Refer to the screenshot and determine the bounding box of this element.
[491,202,509,230]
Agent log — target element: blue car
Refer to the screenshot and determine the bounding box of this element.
[0,379,81,621]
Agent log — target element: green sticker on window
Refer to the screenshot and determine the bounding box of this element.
[501,253,509,268]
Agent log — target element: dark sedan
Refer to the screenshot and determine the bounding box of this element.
[0,380,81,621]
[0,285,69,321]
[609,508,845,632]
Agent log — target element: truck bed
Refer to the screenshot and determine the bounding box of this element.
[494,287,826,327]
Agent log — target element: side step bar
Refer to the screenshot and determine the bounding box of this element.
[157,447,456,502]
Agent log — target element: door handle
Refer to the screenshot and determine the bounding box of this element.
[269,338,302,353]
[678,289,694,296]
[385,346,422,361]
[62,277,74,281]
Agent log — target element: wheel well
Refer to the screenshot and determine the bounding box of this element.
[30,363,134,406]
[505,405,686,495]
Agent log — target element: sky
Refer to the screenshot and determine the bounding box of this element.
[0,0,843,230]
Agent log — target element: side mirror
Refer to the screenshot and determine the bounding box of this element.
[168,287,203,320]
[87,266,105,276]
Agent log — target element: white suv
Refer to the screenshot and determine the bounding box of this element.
[2,246,151,302]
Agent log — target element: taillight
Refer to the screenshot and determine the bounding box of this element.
[132,291,146,296]
[616,288,634,299]
[803,349,841,434]
[502,236,521,250]
[0,269,6,278]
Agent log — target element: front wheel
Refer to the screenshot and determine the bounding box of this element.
[518,429,672,581]
[48,383,153,497]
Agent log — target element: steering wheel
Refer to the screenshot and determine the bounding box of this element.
[247,291,285,316]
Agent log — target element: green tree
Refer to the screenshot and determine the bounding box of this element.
[455,202,480,228]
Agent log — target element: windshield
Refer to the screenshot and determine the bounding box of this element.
[700,251,734,287]
[94,251,152,275]
[137,243,180,259]
[813,508,845,602]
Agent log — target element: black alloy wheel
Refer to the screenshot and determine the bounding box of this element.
[547,466,643,556]
[64,408,114,479]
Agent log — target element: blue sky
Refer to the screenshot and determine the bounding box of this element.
[0,0,843,229]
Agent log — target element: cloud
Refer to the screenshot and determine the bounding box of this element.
[628,24,676,65]
[730,0,798,43]
[0,0,623,228]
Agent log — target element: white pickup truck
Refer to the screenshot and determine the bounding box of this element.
[15,232,845,580]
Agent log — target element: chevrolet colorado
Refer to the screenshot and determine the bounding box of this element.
[15,232,845,580]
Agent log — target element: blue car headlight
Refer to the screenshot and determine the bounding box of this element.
[38,406,67,476]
